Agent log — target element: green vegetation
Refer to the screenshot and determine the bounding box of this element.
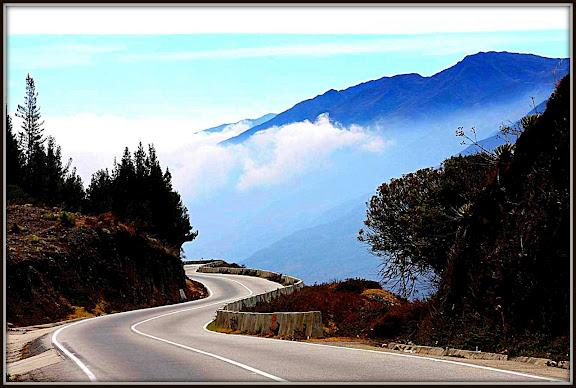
[6,74,196,250]
[59,211,76,227]
[85,143,197,247]
[7,75,84,210]
[358,153,491,295]
[244,278,401,338]
[358,75,570,359]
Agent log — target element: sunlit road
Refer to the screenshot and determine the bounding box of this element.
[50,265,556,382]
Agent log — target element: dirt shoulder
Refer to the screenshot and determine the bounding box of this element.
[305,338,570,381]
[6,319,80,381]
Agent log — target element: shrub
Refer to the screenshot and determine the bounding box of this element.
[335,278,382,293]
[59,211,76,227]
[372,301,428,339]
[28,234,41,243]
[246,282,392,338]
[42,212,58,221]
[9,223,22,234]
[6,184,32,204]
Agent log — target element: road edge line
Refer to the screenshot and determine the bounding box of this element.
[130,275,287,382]
[52,321,97,382]
[49,267,218,382]
[198,292,560,384]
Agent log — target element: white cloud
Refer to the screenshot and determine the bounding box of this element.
[167,114,390,198]
[14,112,389,198]
[235,114,388,190]
[120,33,567,63]
[11,113,239,184]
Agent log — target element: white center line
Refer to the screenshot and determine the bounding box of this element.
[130,276,287,382]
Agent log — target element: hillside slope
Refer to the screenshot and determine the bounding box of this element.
[424,75,570,356]
[243,90,556,294]
[243,202,379,284]
[201,113,276,134]
[7,205,207,326]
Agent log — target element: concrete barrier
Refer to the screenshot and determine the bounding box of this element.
[215,310,323,338]
[198,264,323,339]
[386,342,573,366]
[388,342,506,360]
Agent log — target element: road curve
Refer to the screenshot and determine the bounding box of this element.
[50,265,557,383]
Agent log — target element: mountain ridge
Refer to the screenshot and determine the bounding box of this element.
[223,51,568,145]
[201,113,276,134]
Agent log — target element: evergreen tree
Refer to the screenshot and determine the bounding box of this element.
[44,136,64,202]
[11,74,85,208]
[61,166,85,211]
[16,74,44,165]
[86,144,197,249]
[86,169,113,214]
[6,112,24,185]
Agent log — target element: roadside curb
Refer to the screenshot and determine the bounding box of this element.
[386,342,570,369]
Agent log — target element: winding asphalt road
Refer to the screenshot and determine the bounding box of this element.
[49,265,558,383]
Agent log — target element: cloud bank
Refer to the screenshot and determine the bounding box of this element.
[16,113,389,198]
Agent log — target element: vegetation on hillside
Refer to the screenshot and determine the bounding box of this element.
[86,144,197,247]
[7,204,207,326]
[6,75,203,326]
[244,75,570,360]
[358,153,492,295]
[244,278,401,338]
[7,75,84,210]
[359,75,570,359]
[6,74,196,249]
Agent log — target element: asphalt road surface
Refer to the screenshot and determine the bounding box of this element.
[50,265,558,383]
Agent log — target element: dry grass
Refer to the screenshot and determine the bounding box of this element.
[66,307,94,320]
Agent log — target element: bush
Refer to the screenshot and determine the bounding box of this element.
[42,212,58,221]
[9,223,23,234]
[28,234,41,243]
[335,278,382,293]
[372,301,428,339]
[7,184,32,204]
[60,211,76,227]
[246,282,393,338]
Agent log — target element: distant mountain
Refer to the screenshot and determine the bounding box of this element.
[202,113,276,134]
[243,98,553,294]
[243,200,380,284]
[190,52,567,293]
[243,199,434,297]
[223,52,568,144]
[461,99,548,155]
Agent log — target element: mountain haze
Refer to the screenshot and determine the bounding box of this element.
[223,52,568,144]
[243,93,562,289]
[188,52,568,288]
[201,113,276,134]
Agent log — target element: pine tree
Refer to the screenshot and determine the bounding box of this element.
[44,136,64,202]
[86,169,113,213]
[16,74,45,165]
[86,143,197,248]
[61,166,85,211]
[6,113,24,185]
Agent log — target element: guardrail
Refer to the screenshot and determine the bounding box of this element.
[197,265,323,339]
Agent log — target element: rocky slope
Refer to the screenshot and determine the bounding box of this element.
[7,204,207,326]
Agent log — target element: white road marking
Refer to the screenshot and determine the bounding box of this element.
[52,269,555,383]
[197,278,559,383]
[130,276,287,382]
[51,273,220,382]
[52,322,97,382]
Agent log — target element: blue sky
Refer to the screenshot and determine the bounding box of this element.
[7,31,569,130]
[6,6,571,261]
